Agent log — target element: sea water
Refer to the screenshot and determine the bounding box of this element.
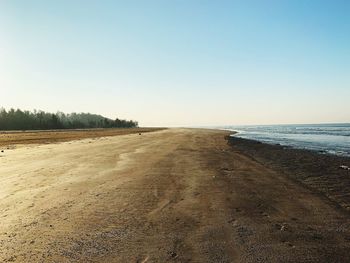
[223,123,350,157]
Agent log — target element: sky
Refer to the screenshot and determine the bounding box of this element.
[0,0,349,127]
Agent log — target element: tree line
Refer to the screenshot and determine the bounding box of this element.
[0,108,138,130]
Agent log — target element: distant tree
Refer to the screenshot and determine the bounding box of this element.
[0,108,138,131]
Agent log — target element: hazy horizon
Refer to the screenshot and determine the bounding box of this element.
[1,0,349,127]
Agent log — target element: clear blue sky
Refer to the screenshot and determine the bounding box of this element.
[1,0,349,126]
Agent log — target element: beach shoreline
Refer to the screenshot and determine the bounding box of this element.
[226,123,350,157]
[228,136,350,212]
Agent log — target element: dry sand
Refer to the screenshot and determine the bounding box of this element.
[0,128,163,148]
[0,128,349,262]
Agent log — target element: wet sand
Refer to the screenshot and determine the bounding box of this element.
[0,128,349,262]
[228,136,350,211]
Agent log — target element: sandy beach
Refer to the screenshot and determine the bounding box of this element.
[0,128,163,148]
[1,128,350,262]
